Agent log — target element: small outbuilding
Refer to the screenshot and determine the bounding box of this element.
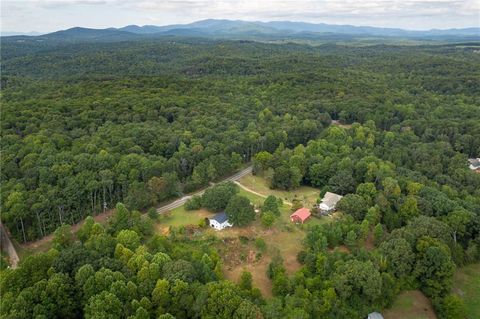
[367,312,384,319]
[318,192,343,213]
[290,207,311,224]
[468,158,480,172]
[209,212,233,230]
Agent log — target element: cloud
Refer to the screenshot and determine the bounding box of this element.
[2,0,479,32]
[116,0,479,22]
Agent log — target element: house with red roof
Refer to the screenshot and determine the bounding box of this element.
[290,207,311,224]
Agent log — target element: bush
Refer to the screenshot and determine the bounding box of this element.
[147,208,158,220]
[255,238,266,252]
[297,250,308,264]
[436,294,466,319]
[198,218,207,228]
[261,212,275,228]
[185,195,202,211]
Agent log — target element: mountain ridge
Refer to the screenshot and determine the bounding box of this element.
[3,19,479,42]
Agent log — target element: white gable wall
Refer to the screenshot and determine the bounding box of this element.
[209,219,232,230]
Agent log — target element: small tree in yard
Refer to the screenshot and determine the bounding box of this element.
[239,270,253,290]
[261,212,275,228]
[226,195,255,227]
[185,195,202,211]
[262,195,280,216]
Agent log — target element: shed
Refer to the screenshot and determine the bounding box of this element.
[209,212,233,230]
[290,207,311,224]
[367,312,384,319]
[319,192,343,212]
[468,158,480,171]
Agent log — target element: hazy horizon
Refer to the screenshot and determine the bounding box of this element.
[2,0,479,34]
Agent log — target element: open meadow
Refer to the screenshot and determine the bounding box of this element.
[156,176,330,296]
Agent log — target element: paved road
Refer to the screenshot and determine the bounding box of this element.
[156,166,253,214]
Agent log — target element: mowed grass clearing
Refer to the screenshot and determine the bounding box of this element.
[238,173,320,207]
[383,290,437,319]
[154,181,331,297]
[453,263,480,319]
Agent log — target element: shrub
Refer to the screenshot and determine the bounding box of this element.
[261,212,275,228]
[255,238,266,252]
[185,195,202,211]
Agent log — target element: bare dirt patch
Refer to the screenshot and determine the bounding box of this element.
[364,231,375,250]
[331,120,352,129]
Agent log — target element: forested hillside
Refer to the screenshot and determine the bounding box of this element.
[1,39,479,242]
[1,37,480,319]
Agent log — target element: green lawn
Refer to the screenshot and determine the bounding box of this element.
[453,263,480,319]
[158,206,213,228]
[383,290,437,319]
[237,188,267,206]
[238,174,320,207]
[154,181,330,295]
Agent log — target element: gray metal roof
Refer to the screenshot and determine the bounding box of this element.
[211,212,228,223]
[321,192,343,207]
[469,158,480,168]
[367,312,384,319]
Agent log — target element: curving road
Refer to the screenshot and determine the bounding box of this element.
[156,166,253,214]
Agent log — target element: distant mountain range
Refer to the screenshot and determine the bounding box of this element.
[3,19,479,42]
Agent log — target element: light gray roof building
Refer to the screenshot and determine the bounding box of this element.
[320,192,343,210]
[367,312,384,319]
[468,158,480,170]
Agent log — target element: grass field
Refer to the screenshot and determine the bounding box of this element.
[158,206,213,228]
[453,263,480,319]
[153,178,332,297]
[383,290,437,319]
[238,174,320,207]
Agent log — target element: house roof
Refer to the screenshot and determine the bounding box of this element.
[468,158,480,168]
[210,212,228,224]
[368,312,384,319]
[290,208,311,222]
[321,192,343,207]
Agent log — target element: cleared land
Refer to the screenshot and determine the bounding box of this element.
[453,263,480,319]
[383,290,437,319]
[238,173,319,207]
[156,177,330,296]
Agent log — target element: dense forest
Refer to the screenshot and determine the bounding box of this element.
[1,37,480,318]
[2,38,479,242]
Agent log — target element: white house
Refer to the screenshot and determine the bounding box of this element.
[318,192,343,213]
[209,212,233,230]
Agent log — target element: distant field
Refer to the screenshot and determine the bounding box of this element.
[453,263,480,319]
[383,290,437,319]
[238,173,320,207]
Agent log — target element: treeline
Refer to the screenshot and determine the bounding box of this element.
[1,39,479,243]
[253,123,479,318]
[0,204,265,318]
[2,122,478,318]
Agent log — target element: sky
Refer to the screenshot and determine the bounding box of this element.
[2,0,479,33]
